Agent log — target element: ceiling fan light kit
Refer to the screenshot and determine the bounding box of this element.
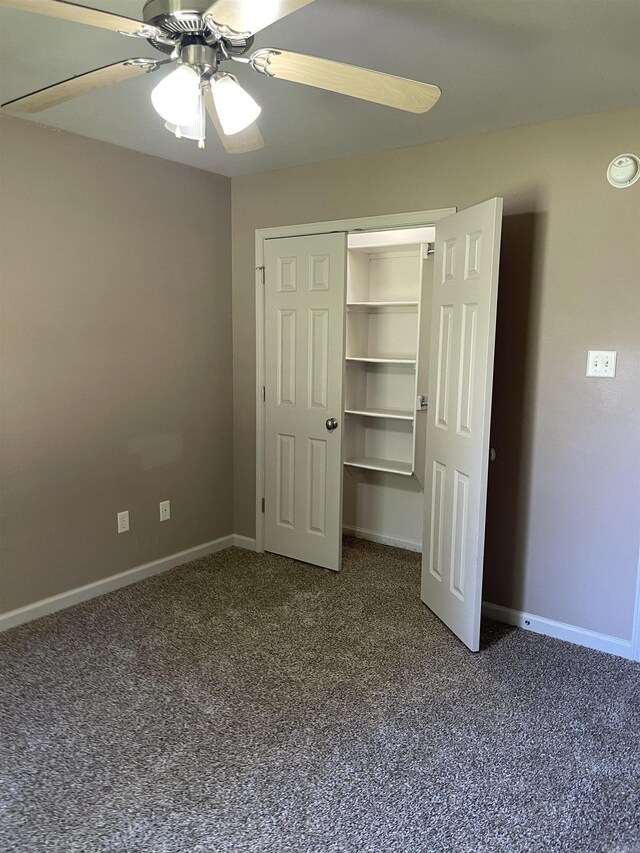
[164,93,206,147]
[211,72,261,136]
[1,0,442,155]
[151,63,201,126]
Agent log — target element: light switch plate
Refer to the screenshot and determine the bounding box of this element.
[586,350,617,378]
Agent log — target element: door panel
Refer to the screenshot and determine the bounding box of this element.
[308,309,329,408]
[276,433,296,528]
[421,198,503,651]
[264,233,347,571]
[277,309,296,406]
[307,438,328,534]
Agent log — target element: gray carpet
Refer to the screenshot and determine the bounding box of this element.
[1,538,639,853]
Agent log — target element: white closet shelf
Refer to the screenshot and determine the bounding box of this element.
[345,356,416,364]
[345,407,414,421]
[344,227,426,485]
[346,301,419,312]
[348,226,434,250]
[344,457,413,476]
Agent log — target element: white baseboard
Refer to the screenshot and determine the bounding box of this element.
[3,534,634,663]
[632,547,640,662]
[482,601,634,660]
[0,535,236,632]
[343,525,422,553]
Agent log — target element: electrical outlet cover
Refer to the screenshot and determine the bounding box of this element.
[586,350,617,378]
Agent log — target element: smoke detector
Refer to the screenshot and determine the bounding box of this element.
[606,154,640,189]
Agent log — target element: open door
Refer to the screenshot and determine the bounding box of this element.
[421,198,503,651]
[264,233,347,571]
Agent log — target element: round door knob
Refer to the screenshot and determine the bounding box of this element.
[325,418,339,431]
[490,447,496,462]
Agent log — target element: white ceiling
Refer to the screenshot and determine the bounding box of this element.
[1,0,639,178]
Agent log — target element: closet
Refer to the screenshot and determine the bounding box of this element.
[342,227,435,551]
[258,199,503,651]
[344,227,433,477]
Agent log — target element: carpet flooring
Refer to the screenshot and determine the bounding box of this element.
[1,538,639,853]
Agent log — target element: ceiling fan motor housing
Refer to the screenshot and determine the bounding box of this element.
[142,0,254,57]
[179,43,218,79]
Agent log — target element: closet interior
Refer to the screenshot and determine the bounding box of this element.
[343,226,435,547]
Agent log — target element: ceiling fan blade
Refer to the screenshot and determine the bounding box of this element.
[251,49,441,114]
[203,0,316,38]
[204,87,264,153]
[1,59,163,114]
[0,0,169,41]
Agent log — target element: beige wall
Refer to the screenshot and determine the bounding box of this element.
[0,117,233,614]
[231,108,640,640]
[2,109,638,640]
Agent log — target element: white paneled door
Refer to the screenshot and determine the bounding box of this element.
[421,198,503,651]
[264,233,347,571]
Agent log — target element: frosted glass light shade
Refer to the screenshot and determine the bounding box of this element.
[151,65,201,126]
[212,74,261,135]
[165,90,206,147]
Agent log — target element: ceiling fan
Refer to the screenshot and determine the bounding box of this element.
[0,0,441,154]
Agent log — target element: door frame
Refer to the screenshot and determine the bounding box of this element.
[255,207,456,553]
[632,546,640,661]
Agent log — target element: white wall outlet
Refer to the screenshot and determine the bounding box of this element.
[586,350,617,378]
[117,511,129,534]
[159,500,171,522]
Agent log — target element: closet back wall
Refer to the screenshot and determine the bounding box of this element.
[0,117,233,614]
[231,107,640,641]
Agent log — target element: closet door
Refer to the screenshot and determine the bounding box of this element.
[421,198,503,651]
[264,233,347,571]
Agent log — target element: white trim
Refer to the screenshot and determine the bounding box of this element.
[343,525,422,553]
[4,533,635,662]
[0,535,235,632]
[482,601,634,660]
[256,209,456,242]
[255,207,456,555]
[255,230,266,554]
[631,542,640,662]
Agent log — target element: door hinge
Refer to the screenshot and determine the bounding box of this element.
[257,265,265,285]
[261,385,266,402]
[261,497,265,513]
